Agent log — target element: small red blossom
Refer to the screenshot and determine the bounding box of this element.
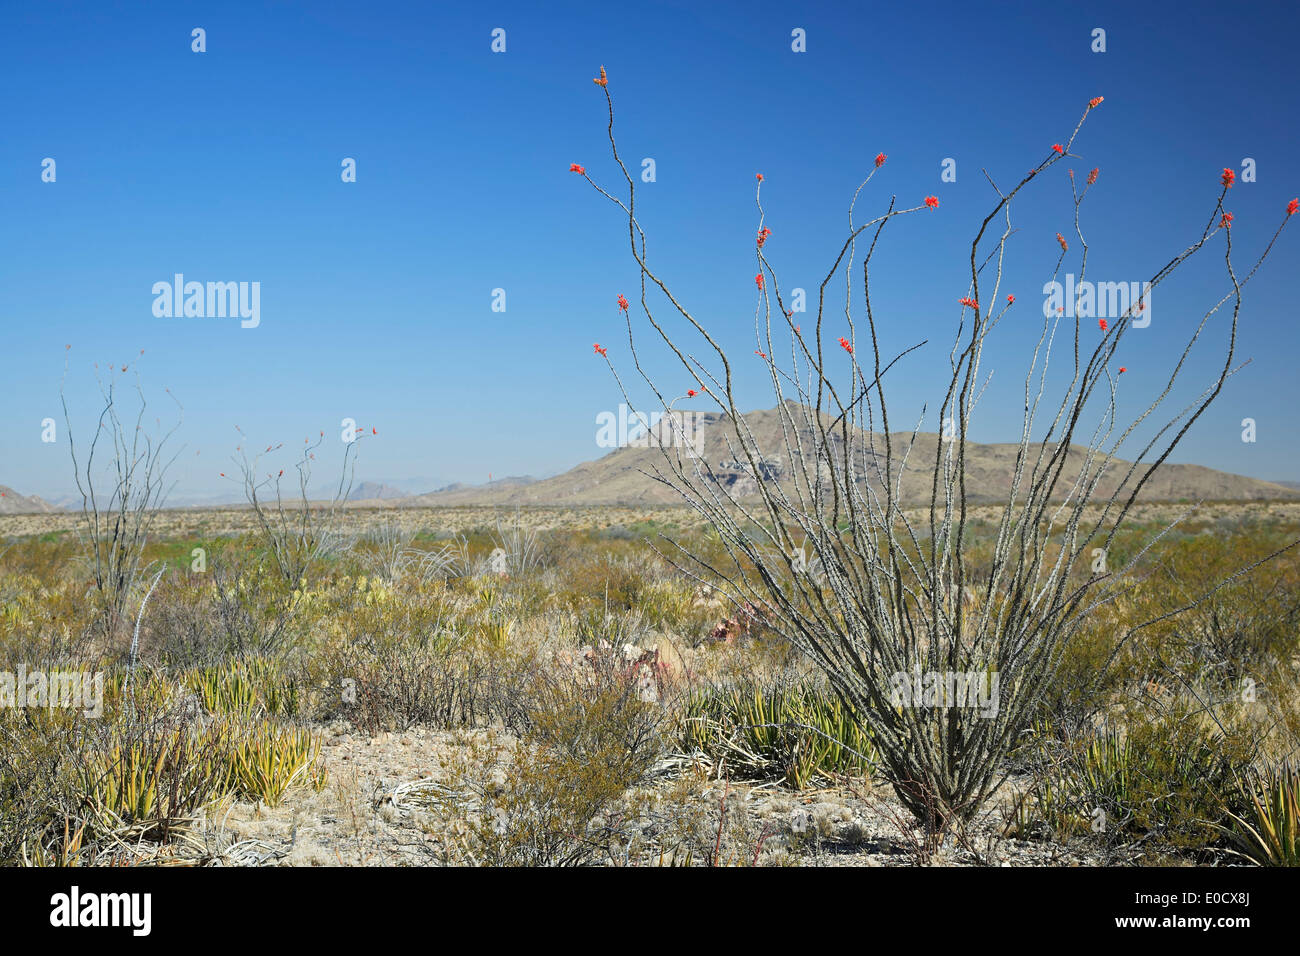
[959,297,979,310]
[1119,367,1126,373]
[1051,144,1064,154]
[1007,294,1015,304]
[839,337,853,354]
[1087,167,1099,185]
[756,173,763,181]
[593,66,607,86]
[593,343,607,356]
[1221,167,1235,188]
[617,294,629,312]
[924,196,939,209]
[570,163,585,174]
[1056,233,1068,251]
[755,273,764,289]
[755,350,767,359]
[757,227,772,249]
[1099,318,1108,332]
[1288,198,1298,216]
[1088,96,1104,108]
[874,152,886,168]
[1220,212,1234,229]
[687,389,697,397]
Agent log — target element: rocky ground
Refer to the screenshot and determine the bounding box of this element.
[189,723,1136,867]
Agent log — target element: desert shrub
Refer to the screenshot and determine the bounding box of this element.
[1041,530,1300,741]
[1021,708,1256,851]
[0,706,84,865]
[1127,531,1300,693]
[310,587,539,733]
[681,679,875,788]
[141,568,235,669]
[452,665,667,866]
[201,549,312,660]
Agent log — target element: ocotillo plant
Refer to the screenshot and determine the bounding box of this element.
[577,68,1296,828]
[60,355,183,647]
[227,426,362,590]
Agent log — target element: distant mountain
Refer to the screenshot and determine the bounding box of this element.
[0,486,62,515]
[400,403,1300,508]
[348,481,410,501]
[376,476,449,496]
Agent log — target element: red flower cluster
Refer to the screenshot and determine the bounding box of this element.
[593,343,607,356]
[1288,198,1298,216]
[593,66,607,87]
[1220,212,1234,229]
[756,173,763,181]
[1088,96,1104,108]
[757,227,772,249]
[617,294,629,312]
[924,196,939,209]
[755,350,767,359]
[874,152,886,167]
[1119,367,1127,373]
[1087,167,1099,185]
[1099,318,1108,332]
[755,273,764,289]
[959,297,979,310]
[1006,294,1015,304]
[1222,167,1235,188]
[838,336,853,354]
[570,163,585,174]
[1056,233,1068,251]
[687,389,697,397]
[1051,144,1064,154]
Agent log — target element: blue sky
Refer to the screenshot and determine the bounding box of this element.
[2,0,1298,501]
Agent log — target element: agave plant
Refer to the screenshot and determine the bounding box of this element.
[1222,762,1300,866]
[224,720,325,807]
[682,679,875,788]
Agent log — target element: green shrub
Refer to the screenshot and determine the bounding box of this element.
[1022,710,1255,850]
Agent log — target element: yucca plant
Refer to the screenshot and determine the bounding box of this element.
[1222,762,1300,866]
